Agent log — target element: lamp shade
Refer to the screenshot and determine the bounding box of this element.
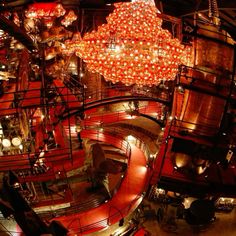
[12,137,22,147]
[2,139,11,148]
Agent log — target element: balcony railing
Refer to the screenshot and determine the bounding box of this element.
[177,65,233,98]
[31,129,152,234]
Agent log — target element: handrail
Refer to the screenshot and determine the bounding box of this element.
[38,194,107,219]
[0,82,170,130]
[81,129,132,161]
[0,82,160,234]
[0,110,152,234]
[0,147,73,171]
[84,86,171,103]
[32,129,150,234]
[180,64,233,76]
[0,84,170,105]
[86,126,152,162]
[178,65,233,90]
[0,102,162,170]
[61,85,170,120]
[170,118,220,137]
[68,195,143,234]
[83,101,164,127]
[32,130,132,219]
[182,17,234,47]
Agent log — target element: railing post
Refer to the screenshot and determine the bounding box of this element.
[67,217,81,233]
[107,205,123,226]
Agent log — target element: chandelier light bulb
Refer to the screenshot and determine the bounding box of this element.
[63,0,191,86]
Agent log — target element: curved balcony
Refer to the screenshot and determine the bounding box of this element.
[51,129,151,235]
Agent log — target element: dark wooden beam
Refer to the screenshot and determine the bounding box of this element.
[0,15,37,52]
[161,0,236,17]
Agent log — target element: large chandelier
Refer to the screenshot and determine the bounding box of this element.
[64,0,190,86]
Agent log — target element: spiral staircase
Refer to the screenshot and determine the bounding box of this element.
[0,1,235,235]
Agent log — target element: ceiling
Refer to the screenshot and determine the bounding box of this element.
[159,0,236,40]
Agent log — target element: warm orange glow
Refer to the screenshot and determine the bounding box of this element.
[61,10,77,27]
[64,0,190,86]
[25,3,66,18]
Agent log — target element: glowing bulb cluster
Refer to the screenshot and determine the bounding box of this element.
[25,3,66,19]
[61,10,77,27]
[64,0,191,86]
